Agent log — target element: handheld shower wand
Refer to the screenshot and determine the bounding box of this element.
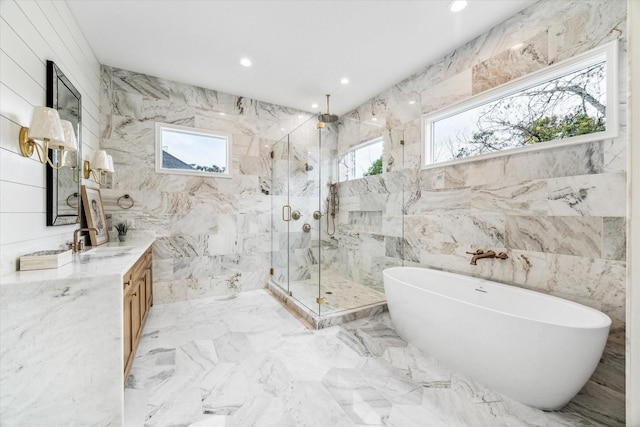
[326,183,339,236]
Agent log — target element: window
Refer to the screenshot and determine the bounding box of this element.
[155,123,231,177]
[339,137,384,181]
[423,41,618,167]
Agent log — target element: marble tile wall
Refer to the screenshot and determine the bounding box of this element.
[100,66,317,304]
[333,125,405,291]
[334,0,627,418]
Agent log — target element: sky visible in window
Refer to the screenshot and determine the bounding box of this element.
[161,129,227,169]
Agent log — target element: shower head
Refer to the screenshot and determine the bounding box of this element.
[318,94,339,123]
[319,113,339,123]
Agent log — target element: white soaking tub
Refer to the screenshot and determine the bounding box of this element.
[383,266,611,410]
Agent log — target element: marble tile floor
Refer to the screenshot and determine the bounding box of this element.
[125,289,613,427]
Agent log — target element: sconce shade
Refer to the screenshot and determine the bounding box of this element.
[106,154,115,173]
[59,120,78,152]
[83,149,114,183]
[28,106,65,145]
[61,150,77,168]
[92,150,111,171]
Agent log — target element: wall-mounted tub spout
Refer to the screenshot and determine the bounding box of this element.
[466,249,508,265]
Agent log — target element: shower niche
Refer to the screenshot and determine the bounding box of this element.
[269,115,404,328]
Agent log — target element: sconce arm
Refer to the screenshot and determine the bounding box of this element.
[19,127,64,170]
[83,160,108,184]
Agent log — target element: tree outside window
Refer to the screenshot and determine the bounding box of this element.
[339,137,384,181]
[424,42,617,167]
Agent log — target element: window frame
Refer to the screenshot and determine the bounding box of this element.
[422,40,618,169]
[155,122,232,178]
[338,136,385,181]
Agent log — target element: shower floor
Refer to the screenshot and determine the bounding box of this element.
[267,270,387,329]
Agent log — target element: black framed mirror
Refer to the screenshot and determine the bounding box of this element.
[46,60,82,226]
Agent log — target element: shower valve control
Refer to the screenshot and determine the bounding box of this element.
[302,223,312,233]
[313,211,322,220]
[291,210,301,221]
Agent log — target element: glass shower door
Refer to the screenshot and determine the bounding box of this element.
[270,117,322,316]
[287,119,321,315]
[270,135,290,291]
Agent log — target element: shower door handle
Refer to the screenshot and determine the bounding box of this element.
[282,204,292,222]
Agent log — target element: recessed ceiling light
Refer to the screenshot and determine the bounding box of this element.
[298,115,304,118]
[240,58,252,67]
[408,100,416,105]
[450,0,467,13]
[311,103,318,109]
[280,128,285,131]
[340,78,349,85]
[219,112,226,116]
[372,117,378,121]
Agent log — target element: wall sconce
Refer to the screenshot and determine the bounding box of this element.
[60,120,80,180]
[83,150,114,185]
[19,106,78,169]
[61,150,80,182]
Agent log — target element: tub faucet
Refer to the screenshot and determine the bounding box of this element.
[467,249,508,265]
[71,228,98,252]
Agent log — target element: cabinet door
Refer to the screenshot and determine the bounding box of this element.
[123,248,154,385]
[137,274,147,327]
[123,293,132,375]
[131,282,141,345]
[145,264,153,309]
[123,270,134,383]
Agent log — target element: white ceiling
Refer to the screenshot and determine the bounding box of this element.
[66,0,536,116]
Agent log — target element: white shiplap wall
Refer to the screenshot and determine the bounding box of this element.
[0,0,101,275]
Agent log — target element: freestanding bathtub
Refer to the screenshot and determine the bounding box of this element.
[383,266,611,410]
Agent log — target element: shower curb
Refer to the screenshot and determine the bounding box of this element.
[265,280,387,329]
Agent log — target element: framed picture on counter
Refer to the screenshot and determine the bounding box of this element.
[81,185,109,246]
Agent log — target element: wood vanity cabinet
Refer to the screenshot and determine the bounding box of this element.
[123,247,153,384]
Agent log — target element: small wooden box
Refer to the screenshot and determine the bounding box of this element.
[20,249,73,271]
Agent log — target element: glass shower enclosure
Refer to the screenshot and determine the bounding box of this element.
[271,117,328,315]
[270,115,403,323]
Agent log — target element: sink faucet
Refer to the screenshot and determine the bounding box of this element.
[467,249,508,265]
[72,228,98,252]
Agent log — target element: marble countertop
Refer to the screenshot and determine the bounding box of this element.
[0,232,155,425]
[0,233,155,285]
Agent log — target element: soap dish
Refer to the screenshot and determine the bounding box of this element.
[20,249,72,271]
